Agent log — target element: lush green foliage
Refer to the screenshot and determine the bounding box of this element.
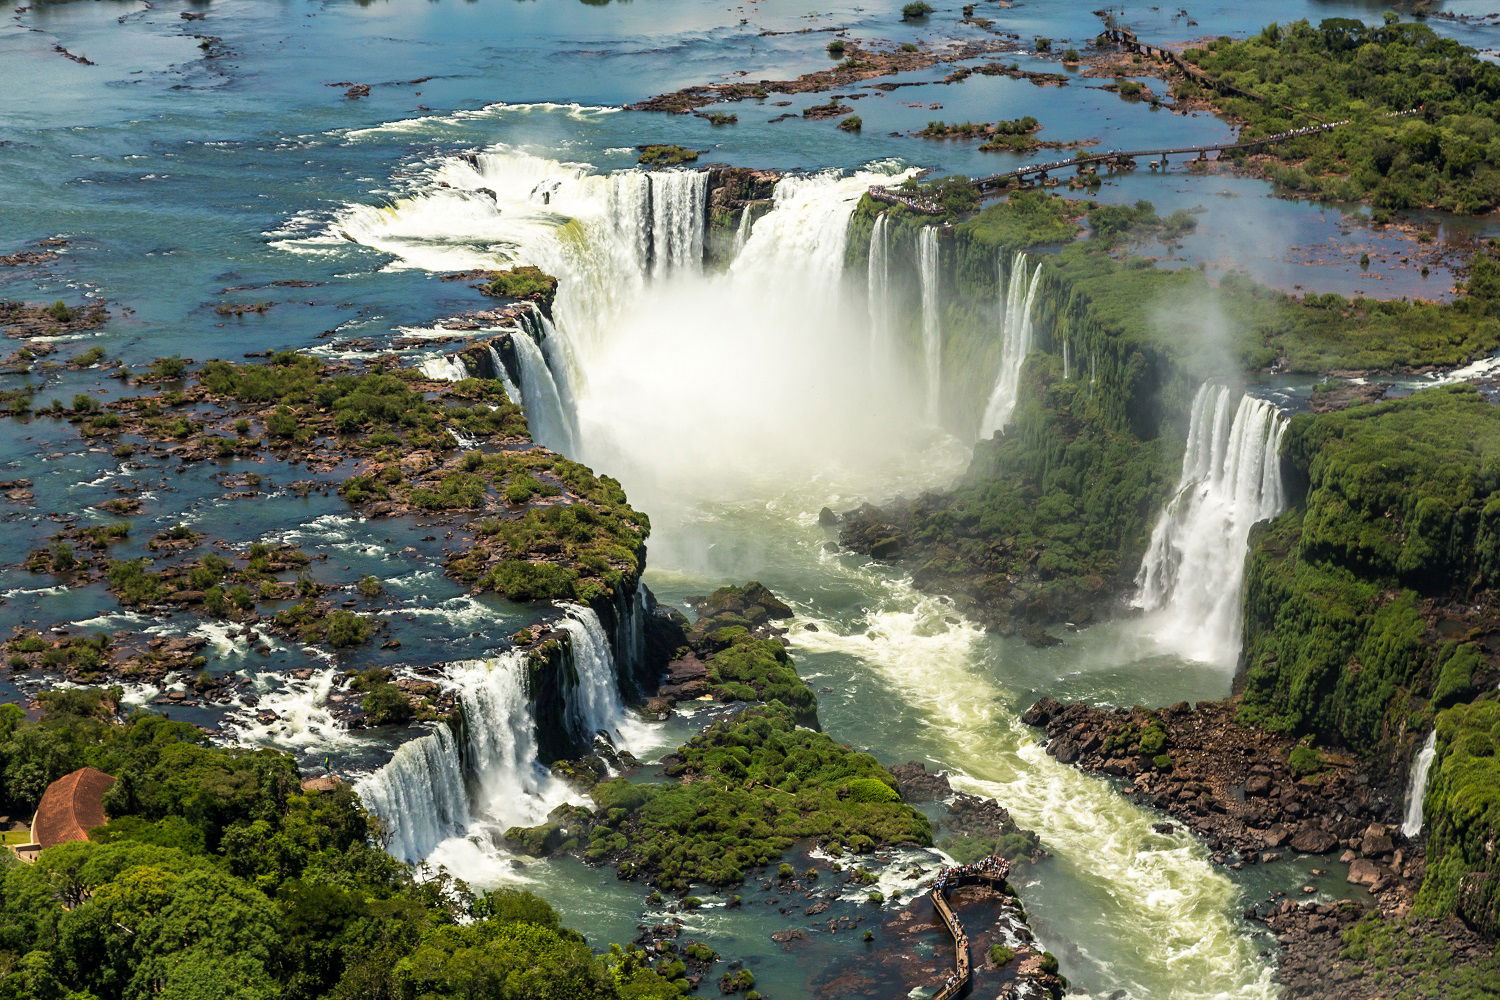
[0,696,677,1000]
[585,706,929,891]
[1185,20,1500,214]
[1242,387,1500,748]
[636,145,699,166]
[1414,699,1500,932]
[479,266,557,305]
[195,353,527,453]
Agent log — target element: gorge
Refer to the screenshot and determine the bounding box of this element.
[0,2,1498,999]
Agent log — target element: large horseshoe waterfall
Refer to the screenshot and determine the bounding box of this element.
[321,151,1298,1000]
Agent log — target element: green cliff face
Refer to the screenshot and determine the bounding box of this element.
[1238,385,1500,932]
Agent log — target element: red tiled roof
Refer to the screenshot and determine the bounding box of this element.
[31,767,115,849]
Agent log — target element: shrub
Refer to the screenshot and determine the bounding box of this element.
[827,39,845,56]
[637,145,700,166]
[361,683,413,726]
[838,115,862,132]
[1288,745,1325,777]
[989,944,1014,966]
[148,356,187,379]
[325,610,374,648]
[902,1,932,18]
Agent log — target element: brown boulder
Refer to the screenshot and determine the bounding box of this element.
[1359,824,1394,857]
[1289,826,1338,855]
[1346,858,1388,889]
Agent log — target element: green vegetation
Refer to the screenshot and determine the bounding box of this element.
[1183,20,1500,215]
[146,355,187,379]
[698,631,818,724]
[1241,387,1500,749]
[479,265,558,306]
[838,115,862,133]
[826,39,845,56]
[434,451,646,604]
[583,705,928,892]
[1340,911,1500,998]
[349,668,415,726]
[636,145,700,166]
[0,694,679,1000]
[1235,387,1500,932]
[989,944,1015,966]
[902,1,932,19]
[273,602,377,648]
[1414,699,1500,934]
[189,352,527,451]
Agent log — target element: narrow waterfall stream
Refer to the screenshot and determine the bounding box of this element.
[978,250,1044,439]
[918,225,943,424]
[1401,729,1439,838]
[330,153,1287,999]
[1134,383,1290,667]
[866,212,893,385]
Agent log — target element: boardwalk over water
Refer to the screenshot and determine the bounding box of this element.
[929,860,1012,1000]
[870,27,1421,214]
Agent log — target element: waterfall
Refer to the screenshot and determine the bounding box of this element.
[648,170,706,275]
[1062,339,1071,380]
[326,152,929,493]
[510,323,579,454]
[448,651,574,829]
[608,170,652,271]
[867,213,893,384]
[487,343,523,404]
[420,354,469,382]
[918,226,942,424]
[558,604,628,743]
[529,308,582,438]
[978,251,1044,439]
[354,725,469,863]
[1134,383,1289,666]
[733,204,753,255]
[1401,730,1438,838]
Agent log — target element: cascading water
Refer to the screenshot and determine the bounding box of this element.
[420,354,470,382]
[733,204,753,255]
[978,251,1044,439]
[1401,729,1438,838]
[558,604,629,744]
[509,316,580,454]
[487,343,523,403]
[867,213,894,384]
[1134,383,1289,666]
[648,169,707,275]
[354,725,469,863]
[918,226,943,424]
[325,150,1281,994]
[449,651,575,830]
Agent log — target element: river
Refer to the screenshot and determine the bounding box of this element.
[1,1,1489,996]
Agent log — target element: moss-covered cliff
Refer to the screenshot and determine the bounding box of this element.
[1237,385,1500,936]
